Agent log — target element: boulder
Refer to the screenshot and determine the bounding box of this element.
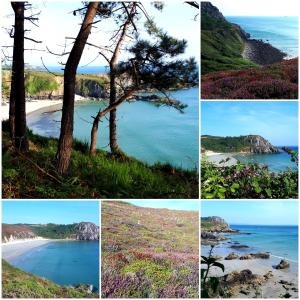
[225,253,239,260]
[230,244,249,249]
[275,260,290,269]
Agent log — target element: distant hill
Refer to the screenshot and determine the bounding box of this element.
[201,1,256,74]
[201,135,279,153]
[2,260,98,298]
[2,222,99,242]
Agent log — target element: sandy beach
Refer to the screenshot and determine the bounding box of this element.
[202,151,237,167]
[205,255,298,298]
[1,94,87,121]
[2,238,53,260]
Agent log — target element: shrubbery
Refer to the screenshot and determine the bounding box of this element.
[201,159,298,199]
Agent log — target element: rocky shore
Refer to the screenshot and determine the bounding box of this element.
[201,216,298,298]
[243,39,287,65]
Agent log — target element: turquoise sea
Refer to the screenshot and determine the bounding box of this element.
[227,16,298,58]
[8,241,99,291]
[27,88,199,170]
[233,146,298,172]
[202,224,298,272]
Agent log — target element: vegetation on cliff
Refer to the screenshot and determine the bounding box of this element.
[201,3,256,75]
[201,135,278,153]
[201,58,298,99]
[2,70,109,98]
[101,201,199,298]
[201,159,298,199]
[2,121,198,199]
[2,260,98,298]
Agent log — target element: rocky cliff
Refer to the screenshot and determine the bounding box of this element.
[202,135,279,154]
[201,2,225,21]
[245,135,279,154]
[2,222,99,242]
[2,224,36,242]
[75,222,99,241]
[201,216,232,232]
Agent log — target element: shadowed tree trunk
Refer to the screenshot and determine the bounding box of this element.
[10,2,28,152]
[56,2,99,174]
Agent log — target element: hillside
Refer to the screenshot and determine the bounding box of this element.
[201,58,298,99]
[2,70,109,99]
[101,201,199,298]
[201,135,279,154]
[2,260,98,298]
[201,216,231,232]
[2,122,198,199]
[201,2,257,74]
[2,222,99,241]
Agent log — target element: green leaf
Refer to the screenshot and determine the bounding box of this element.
[212,261,225,272]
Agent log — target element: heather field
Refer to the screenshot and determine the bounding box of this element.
[201,58,298,99]
[101,201,199,298]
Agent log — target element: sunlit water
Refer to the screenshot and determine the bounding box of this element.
[8,241,99,291]
[28,88,199,170]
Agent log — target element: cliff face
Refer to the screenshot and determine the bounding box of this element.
[2,222,99,242]
[2,224,36,242]
[201,216,231,232]
[75,222,99,241]
[202,135,279,154]
[245,135,279,154]
[201,2,225,21]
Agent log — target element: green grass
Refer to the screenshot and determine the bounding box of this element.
[201,14,257,74]
[2,260,98,298]
[2,122,198,199]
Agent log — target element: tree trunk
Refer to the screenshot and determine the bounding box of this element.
[11,2,28,152]
[56,2,99,174]
[109,68,119,153]
[90,114,101,156]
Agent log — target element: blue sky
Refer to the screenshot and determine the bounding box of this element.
[202,201,298,225]
[126,200,199,211]
[201,101,298,146]
[1,2,198,66]
[209,0,299,16]
[2,201,99,225]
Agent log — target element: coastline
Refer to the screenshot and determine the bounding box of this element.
[2,238,53,260]
[202,151,238,167]
[1,94,87,121]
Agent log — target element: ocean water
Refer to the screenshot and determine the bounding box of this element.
[233,146,298,172]
[30,65,108,74]
[202,225,298,272]
[226,16,298,58]
[27,88,199,170]
[8,241,99,291]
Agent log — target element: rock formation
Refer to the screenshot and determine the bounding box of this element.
[75,222,99,241]
[275,259,290,269]
[201,2,225,21]
[245,135,279,154]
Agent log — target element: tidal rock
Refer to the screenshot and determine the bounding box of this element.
[225,253,239,260]
[275,259,290,270]
[230,244,249,249]
[240,252,270,260]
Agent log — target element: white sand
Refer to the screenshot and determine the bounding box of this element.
[1,94,87,121]
[2,238,53,260]
[206,258,298,298]
[202,152,238,167]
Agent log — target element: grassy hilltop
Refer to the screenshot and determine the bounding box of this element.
[2,260,98,298]
[101,201,199,298]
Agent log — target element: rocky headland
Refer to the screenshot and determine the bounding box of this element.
[2,222,99,242]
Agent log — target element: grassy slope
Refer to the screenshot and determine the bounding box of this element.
[201,14,256,75]
[201,58,298,99]
[2,124,198,199]
[101,201,199,298]
[2,70,109,97]
[2,260,98,298]
[202,135,253,153]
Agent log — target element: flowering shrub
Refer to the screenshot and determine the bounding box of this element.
[201,58,298,99]
[201,160,298,199]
